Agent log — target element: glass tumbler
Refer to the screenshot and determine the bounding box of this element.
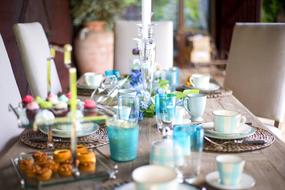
[107,119,139,162]
[117,94,139,123]
[173,124,204,183]
[155,93,176,136]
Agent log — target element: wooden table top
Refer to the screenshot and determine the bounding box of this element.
[0,94,285,190]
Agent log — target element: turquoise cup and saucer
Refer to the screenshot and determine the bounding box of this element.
[206,155,255,190]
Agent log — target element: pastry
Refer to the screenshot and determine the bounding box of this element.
[19,159,34,173]
[79,162,96,173]
[32,151,49,165]
[76,144,89,154]
[66,92,71,99]
[22,95,34,107]
[26,101,40,121]
[83,99,96,116]
[41,159,59,173]
[35,167,53,181]
[52,101,68,117]
[58,164,73,177]
[47,92,58,105]
[77,150,96,163]
[58,94,69,104]
[39,100,53,110]
[53,149,72,163]
[25,165,38,179]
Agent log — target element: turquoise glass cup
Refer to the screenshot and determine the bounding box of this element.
[155,93,176,134]
[173,124,204,183]
[107,119,139,162]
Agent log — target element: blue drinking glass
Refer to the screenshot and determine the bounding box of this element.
[155,93,176,136]
[167,67,179,91]
[173,124,204,183]
[107,120,139,162]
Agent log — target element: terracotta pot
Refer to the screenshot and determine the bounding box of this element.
[75,21,114,74]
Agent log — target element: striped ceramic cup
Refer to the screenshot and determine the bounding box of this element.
[216,155,245,186]
[213,110,246,133]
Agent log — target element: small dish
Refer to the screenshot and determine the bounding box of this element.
[115,182,199,190]
[206,171,255,190]
[203,122,256,140]
[39,122,99,138]
[196,82,220,92]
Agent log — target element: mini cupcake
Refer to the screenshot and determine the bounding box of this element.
[39,100,53,110]
[83,100,96,116]
[26,101,40,121]
[22,95,34,107]
[58,94,69,104]
[47,93,58,105]
[66,92,71,99]
[52,102,68,117]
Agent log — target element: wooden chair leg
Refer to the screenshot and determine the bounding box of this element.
[274,120,280,128]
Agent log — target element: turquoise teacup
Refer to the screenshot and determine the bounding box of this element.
[213,110,246,133]
[216,155,245,186]
[183,94,207,122]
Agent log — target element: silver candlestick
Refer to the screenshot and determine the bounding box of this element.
[133,24,156,94]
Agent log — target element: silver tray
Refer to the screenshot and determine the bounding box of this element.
[11,149,118,189]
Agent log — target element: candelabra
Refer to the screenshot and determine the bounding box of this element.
[133,24,156,95]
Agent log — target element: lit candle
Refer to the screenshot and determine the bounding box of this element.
[69,68,77,119]
[47,58,51,94]
[64,44,72,66]
[50,47,56,58]
[142,0,152,38]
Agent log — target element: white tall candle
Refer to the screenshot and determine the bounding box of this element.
[142,0,152,38]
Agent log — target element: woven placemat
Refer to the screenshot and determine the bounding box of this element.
[205,89,232,99]
[204,127,275,153]
[20,127,109,149]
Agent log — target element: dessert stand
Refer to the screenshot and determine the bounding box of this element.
[9,67,118,188]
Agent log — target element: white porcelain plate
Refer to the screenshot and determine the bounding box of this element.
[206,171,255,190]
[203,122,256,140]
[39,122,99,138]
[115,182,199,190]
[197,82,220,92]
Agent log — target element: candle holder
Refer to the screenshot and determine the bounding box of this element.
[133,24,156,95]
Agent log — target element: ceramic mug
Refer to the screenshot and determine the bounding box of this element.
[190,74,210,89]
[84,72,103,87]
[132,165,178,190]
[183,94,207,122]
[213,110,246,133]
[216,155,245,186]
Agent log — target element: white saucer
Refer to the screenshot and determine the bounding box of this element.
[39,122,99,138]
[203,122,256,140]
[196,82,220,92]
[115,182,199,190]
[206,171,255,190]
[173,119,192,125]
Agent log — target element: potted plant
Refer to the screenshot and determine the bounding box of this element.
[70,0,135,74]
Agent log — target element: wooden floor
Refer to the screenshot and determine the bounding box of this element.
[184,62,285,142]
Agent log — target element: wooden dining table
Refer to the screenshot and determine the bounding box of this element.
[0,73,285,190]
